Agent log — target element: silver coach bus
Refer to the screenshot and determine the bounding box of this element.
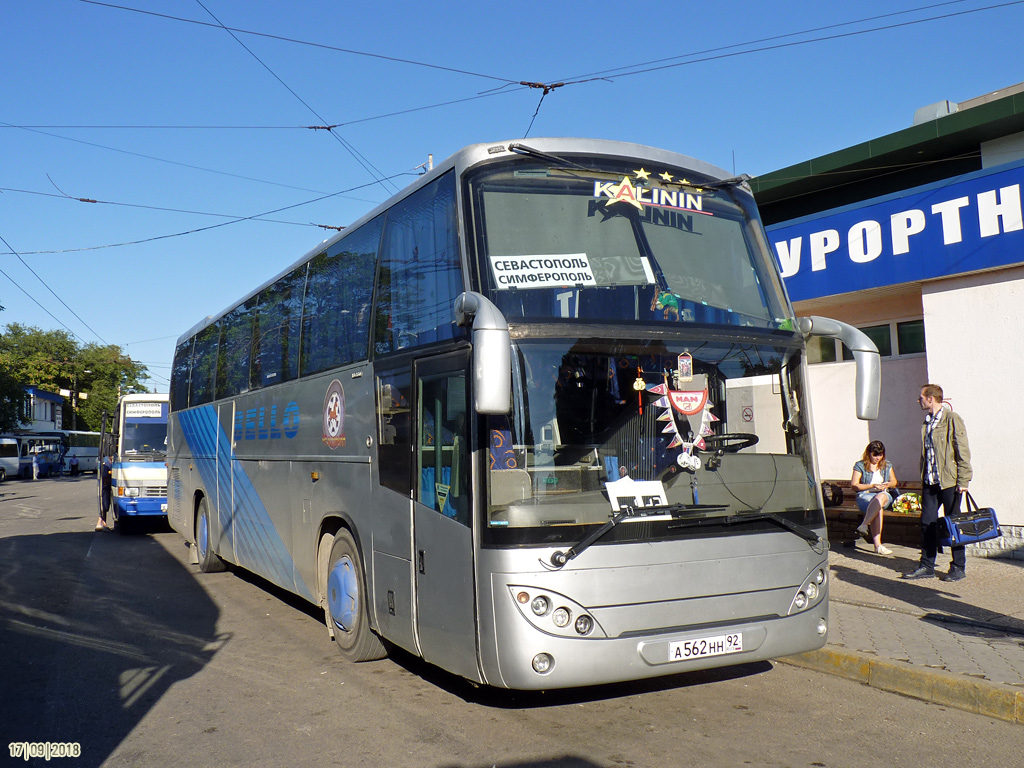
[167,139,879,690]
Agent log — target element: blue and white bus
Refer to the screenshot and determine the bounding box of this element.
[167,139,879,690]
[100,393,169,532]
[30,429,101,474]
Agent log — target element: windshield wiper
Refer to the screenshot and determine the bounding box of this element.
[669,511,825,550]
[698,173,752,189]
[547,503,731,569]
[507,143,592,171]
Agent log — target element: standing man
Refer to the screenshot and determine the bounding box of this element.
[96,455,113,531]
[902,384,972,582]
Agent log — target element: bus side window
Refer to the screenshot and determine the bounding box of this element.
[301,216,381,376]
[216,297,258,400]
[170,338,194,412]
[373,171,464,356]
[254,264,307,388]
[377,371,412,497]
[189,323,219,407]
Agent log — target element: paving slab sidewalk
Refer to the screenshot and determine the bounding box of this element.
[778,541,1024,724]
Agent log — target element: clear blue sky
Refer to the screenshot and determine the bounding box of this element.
[4,0,1023,392]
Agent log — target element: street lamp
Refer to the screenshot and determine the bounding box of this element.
[69,369,91,430]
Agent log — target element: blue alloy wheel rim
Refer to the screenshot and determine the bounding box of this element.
[197,513,208,559]
[328,555,357,632]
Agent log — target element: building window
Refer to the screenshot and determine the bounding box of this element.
[896,319,926,355]
[806,335,837,363]
[816,317,925,364]
[842,324,892,360]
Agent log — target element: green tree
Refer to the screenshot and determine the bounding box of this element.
[0,323,150,431]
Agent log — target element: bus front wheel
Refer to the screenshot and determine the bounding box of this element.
[196,498,226,573]
[325,530,386,662]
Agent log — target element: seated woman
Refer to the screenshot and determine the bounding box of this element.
[851,440,897,555]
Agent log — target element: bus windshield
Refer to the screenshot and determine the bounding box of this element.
[465,155,792,328]
[485,336,818,541]
[123,421,167,456]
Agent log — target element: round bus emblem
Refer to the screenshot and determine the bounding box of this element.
[322,380,346,449]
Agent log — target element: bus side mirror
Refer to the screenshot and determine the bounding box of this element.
[798,316,880,420]
[455,291,511,415]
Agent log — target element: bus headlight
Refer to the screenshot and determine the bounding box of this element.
[122,487,140,498]
[532,653,554,674]
[530,596,550,616]
[508,586,606,638]
[789,565,828,615]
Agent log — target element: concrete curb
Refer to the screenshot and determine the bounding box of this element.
[777,647,1024,725]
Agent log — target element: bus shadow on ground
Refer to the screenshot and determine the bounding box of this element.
[440,759,605,768]
[386,644,773,709]
[0,530,225,768]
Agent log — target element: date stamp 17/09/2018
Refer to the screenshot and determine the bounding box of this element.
[8,743,82,761]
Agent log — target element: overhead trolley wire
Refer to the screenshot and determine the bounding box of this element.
[0,234,90,345]
[553,0,1024,85]
[0,170,416,255]
[555,0,979,83]
[2,122,333,195]
[192,0,398,195]
[77,0,519,85]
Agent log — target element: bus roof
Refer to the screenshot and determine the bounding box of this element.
[175,138,733,345]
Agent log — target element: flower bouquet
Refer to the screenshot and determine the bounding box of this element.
[892,492,922,515]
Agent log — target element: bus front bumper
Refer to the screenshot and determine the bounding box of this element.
[114,497,168,517]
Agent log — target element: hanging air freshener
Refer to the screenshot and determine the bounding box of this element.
[676,353,693,387]
[633,367,645,414]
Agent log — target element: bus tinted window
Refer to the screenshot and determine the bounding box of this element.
[254,264,307,388]
[374,172,463,355]
[170,338,193,411]
[189,324,219,406]
[301,215,382,376]
[216,297,258,399]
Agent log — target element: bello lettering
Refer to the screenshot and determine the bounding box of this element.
[234,401,300,440]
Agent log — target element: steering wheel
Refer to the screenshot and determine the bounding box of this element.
[700,433,759,453]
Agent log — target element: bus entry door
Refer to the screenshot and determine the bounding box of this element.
[412,355,478,681]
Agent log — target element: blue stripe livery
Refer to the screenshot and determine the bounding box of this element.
[178,406,314,602]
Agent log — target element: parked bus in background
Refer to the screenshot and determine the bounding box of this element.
[31,430,101,474]
[167,139,879,690]
[100,393,169,533]
[7,433,62,478]
[0,437,18,481]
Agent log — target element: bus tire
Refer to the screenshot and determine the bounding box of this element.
[116,515,133,535]
[325,530,386,662]
[0,468,5,482]
[196,498,226,573]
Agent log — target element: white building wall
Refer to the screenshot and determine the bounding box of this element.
[805,356,925,483]
[922,266,1024,526]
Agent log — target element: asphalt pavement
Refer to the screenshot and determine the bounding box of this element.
[780,538,1024,725]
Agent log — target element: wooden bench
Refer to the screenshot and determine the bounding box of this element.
[822,479,922,547]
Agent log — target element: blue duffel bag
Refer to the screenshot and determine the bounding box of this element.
[939,491,1001,547]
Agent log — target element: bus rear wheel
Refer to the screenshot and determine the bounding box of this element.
[196,498,226,573]
[325,530,386,662]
